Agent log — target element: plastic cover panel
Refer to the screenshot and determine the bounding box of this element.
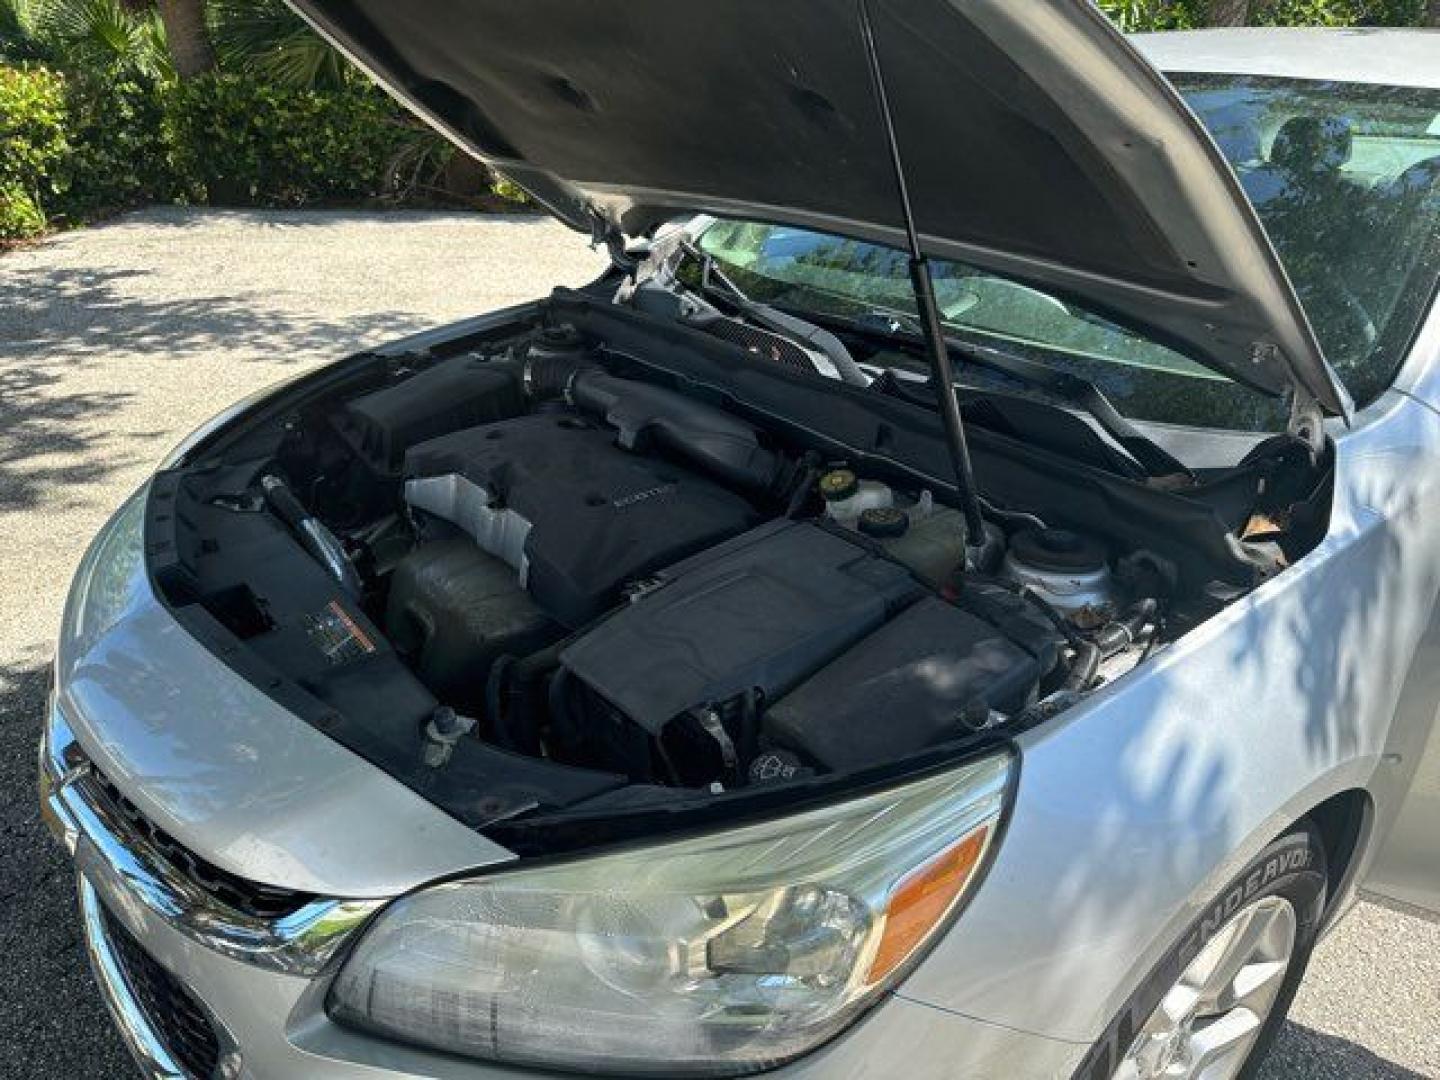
[562,522,920,734]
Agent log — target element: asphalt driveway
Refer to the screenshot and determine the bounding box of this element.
[1,208,1435,1078]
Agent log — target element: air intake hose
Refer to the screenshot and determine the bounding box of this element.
[523,348,788,496]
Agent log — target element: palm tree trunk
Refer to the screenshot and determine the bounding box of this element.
[156,0,216,79]
[1204,0,1250,25]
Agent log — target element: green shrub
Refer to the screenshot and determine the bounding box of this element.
[162,73,408,207]
[0,179,45,236]
[1097,0,1426,28]
[0,64,66,237]
[56,71,172,216]
[1255,0,1426,24]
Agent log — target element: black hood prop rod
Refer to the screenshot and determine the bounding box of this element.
[858,0,986,544]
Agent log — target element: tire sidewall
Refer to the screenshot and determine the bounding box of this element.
[1073,823,1329,1080]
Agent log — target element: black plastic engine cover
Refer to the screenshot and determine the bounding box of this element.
[561,521,921,734]
[405,413,760,626]
[764,597,1040,772]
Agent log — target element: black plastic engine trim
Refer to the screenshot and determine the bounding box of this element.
[548,289,1266,594]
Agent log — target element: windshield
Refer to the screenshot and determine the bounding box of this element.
[694,74,1440,431]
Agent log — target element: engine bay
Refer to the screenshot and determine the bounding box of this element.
[143,290,1332,849]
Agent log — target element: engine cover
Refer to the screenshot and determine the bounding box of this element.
[560,521,921,735]
[404,412,759,626]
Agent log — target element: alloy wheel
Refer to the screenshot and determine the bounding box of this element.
[1113,896,1299,1080]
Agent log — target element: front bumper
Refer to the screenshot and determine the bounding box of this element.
[43,692,1085,1080]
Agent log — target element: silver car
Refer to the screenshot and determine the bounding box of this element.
[38,7,1440,1080]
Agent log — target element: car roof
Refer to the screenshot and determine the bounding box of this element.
[1132,28,1440,89]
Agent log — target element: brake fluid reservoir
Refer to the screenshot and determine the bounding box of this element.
[1002,528,1115,628]
[819,469,893,529]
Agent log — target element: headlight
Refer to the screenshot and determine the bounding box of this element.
[328,750,1011,1075]
[58,486,149,674]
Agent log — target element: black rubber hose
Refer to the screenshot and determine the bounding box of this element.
[523,353,590,400]
[260,474,363,597]
[1016,585,1086,649]
[512,638,569,681]
[1013,584,1102,691]
[487,640,571,753]
[980,498,1047,534]
[785,460,822,518]
[523,355,787,495]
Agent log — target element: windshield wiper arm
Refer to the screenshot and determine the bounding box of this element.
[677,243,871,386]
[794,307,1194,482]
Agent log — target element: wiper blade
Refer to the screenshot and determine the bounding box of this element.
[805,309,1194,482]
[851,309,923,336]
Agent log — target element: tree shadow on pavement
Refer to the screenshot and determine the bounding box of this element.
[0,265,422,363]
[99,205,553,232]
[0,660,129,1078]
[1260,1022,1433,1079]
[0,263,421,516]
[0,365,136,513]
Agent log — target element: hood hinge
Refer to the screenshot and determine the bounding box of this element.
[588,208,640,274]
[1286,386,1326,461]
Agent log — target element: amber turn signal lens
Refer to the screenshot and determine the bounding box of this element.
[865,824,992,984]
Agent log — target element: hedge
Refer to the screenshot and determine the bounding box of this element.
[60,73,175,217]
[1099,0,1428,28]
[162,74,409,207]
[0,66,66,238]
[0,65,466,239]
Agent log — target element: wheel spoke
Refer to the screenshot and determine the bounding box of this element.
[1193,907,1264,1011]
[1187,1008,1262,1079]
[1194,901,1296,1016]
[1112,896,1298,1080]
[1180,916,1244,1003]
[1226,958,1290,1016]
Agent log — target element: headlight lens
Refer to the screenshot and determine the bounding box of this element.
[328,751,1011,1075]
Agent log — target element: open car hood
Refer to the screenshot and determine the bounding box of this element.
[287,0,1352,418]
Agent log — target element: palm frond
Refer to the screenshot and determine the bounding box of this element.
[210,0,348,88]
[0,0,52,62]
[27,0,167,75]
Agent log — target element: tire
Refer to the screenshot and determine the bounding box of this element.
[1073,822,1329,1080]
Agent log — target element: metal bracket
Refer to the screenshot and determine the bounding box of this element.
[1285,387,1326,461]
[588,207,640,273]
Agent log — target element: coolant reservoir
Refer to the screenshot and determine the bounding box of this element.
[858,504,967,589]
[819,469,893,529]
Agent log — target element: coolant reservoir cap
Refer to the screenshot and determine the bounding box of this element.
[819,469,859,501]
[858,506,909,538]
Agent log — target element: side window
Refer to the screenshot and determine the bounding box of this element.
[1176,75,1440,407]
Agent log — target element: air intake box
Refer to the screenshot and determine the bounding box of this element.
[336,355,522,473]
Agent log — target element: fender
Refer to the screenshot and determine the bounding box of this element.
[895,384,1440,1041]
